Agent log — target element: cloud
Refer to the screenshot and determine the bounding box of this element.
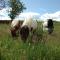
[0,7,11,20]
[19,12,40,17]
[15,12,40,20]
[40,11,60,21]
[0,8,40,20]
[0,7,60,22]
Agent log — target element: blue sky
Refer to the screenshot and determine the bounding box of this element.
[22,0,60,14]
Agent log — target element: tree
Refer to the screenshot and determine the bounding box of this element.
[8,0,26,21]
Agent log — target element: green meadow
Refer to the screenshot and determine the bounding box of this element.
[0,21,60,60]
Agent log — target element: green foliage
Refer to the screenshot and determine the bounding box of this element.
[8,0,26,20]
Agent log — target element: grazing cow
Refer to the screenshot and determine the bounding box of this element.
[10,20,20,37]
[43,19,54,34]
[20,17,37,42]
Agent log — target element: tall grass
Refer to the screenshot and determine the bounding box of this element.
[0,22,60,60]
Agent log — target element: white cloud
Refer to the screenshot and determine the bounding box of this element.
[20,12,40,17]
[0,7,11,20]
[0,8,40,20]
[15,12,40,20]
[19,12,40,20]
[40,11,60,21]
[0,7,60,22]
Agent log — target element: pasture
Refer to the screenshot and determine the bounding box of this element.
[0,21,60,60]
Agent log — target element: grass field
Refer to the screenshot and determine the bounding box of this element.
[0,22,60,60]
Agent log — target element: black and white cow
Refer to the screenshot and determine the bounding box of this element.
[10,20,20,37]
[20,17,37,41]
[43,19,54,34]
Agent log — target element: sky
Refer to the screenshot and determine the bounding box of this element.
[0,0,60,21]
[22,0,60,14]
